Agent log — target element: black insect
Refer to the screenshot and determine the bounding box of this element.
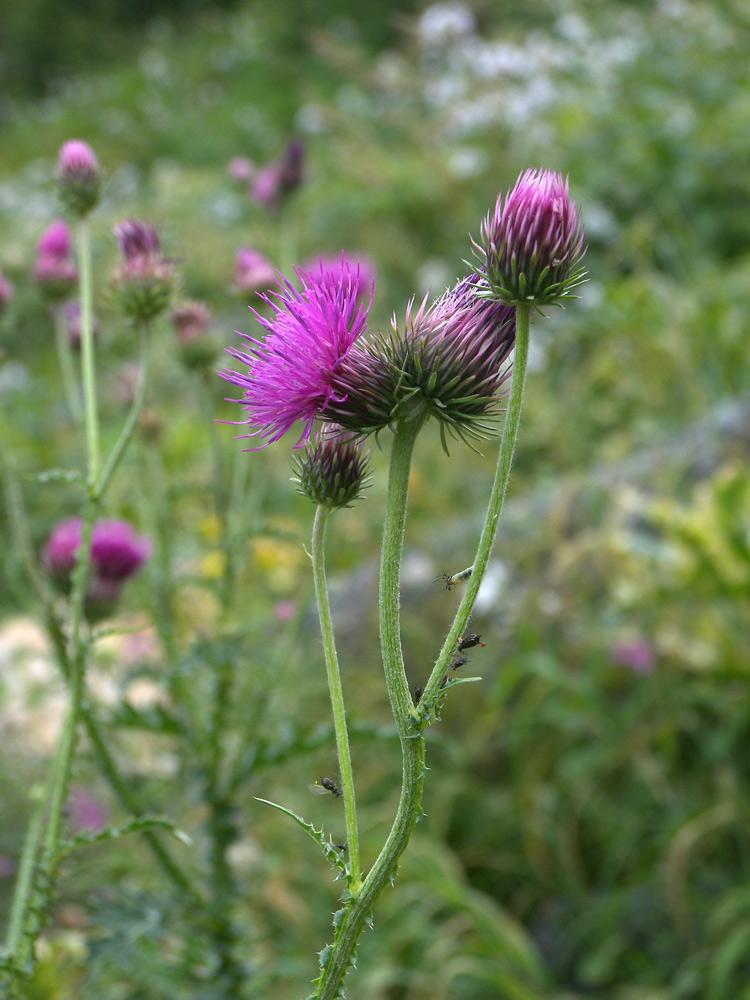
[450,656,468,671]
[439,673,450,689]
[437,566,473,591]
[334,843,348,853]
[414,686,423,704]
[311,777,341,797]
[457,633,485,651]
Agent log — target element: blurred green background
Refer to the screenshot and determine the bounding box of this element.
[1,0,750,998]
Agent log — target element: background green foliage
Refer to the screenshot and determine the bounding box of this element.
[1,0,749,997]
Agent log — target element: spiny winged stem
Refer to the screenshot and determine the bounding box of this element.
[420,302,532,707]
[311,505,362,894]
[313,412,427,1000]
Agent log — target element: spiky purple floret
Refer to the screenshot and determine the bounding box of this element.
[220,263,372,448]
[325,273,516,448]
[479,168,586,306]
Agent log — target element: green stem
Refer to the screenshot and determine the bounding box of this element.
[77,219,99,484]
[314,413,427,1000]
[51,303,82,424]
[95,321,148,497]
[421,302,532,709]
[311,506,361,895]
[3,768,55,957]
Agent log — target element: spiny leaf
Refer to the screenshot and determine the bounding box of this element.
[56,816,190,863]
[255,797,348,875]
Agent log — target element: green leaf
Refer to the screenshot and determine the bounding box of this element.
[56,816,191,863]
[254,797,349,876]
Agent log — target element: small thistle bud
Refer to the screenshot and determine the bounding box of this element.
[115,219,162,260]
[57,140,101,217]
[111,219,176,322]
[34,220,78,301]
[479,168,586,306]
[0,268,14,313]
[293,428,371,509]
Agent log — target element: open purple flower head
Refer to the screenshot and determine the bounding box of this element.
[480,168,586,306]
[115,219,162,261]
[235,247,275,296]
[221,261,372,448]
[303,253,376,308]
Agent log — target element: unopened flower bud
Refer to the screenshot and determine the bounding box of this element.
[293,428,371,509]
[35,221,78,301]
[479,168,586,306]
[111,219,176,322]
[57,140,101,217]
[115,219,162,260]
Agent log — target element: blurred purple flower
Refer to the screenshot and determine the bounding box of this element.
[115,219,162,261]
[43,517,151,586]
[92,520,152,581]
[171,300,211,344]
[235,247,276,297]
[57,139,101,217]
[250,138,305,210]
[220,260,371,448]
[611,639,656,675]
[37,220,73,259]
[35,221,78,301]
[251,164,282,207]
[0,269,14,312]
[227,156,255,184]
[67,787,109,833]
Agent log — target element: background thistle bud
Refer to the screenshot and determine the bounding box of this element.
[0,268,14,314]
[57,140,101,217]
[111,219,177,322]
[479,168,586,306]
[171,300,217,370]
[293,429,371,509]
[34,220,78,301]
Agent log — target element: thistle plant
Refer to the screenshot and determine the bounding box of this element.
[222,166,587,998]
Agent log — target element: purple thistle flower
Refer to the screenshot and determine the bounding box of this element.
[111,220,176,322]
[221,262,372,448]
[43,517,84,581]
[57,139,101,217]
[251,163,283,208]
[479,168,586,306]
[91,520,151,581]
[611,639,656,675]
[43,517,150,590]
[303,253,376,307]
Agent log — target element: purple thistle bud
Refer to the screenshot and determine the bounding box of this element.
[235,247,276,297]
[611,639,656,675]
[115,219,162,261]
[293,425,372,509]
[91,519,151,581]
[479,168,586,306]
[57,140,101,217]
[0,269,15,313]
[326,272,516,448]
[110,228,177,322]
[220,261,372,449]
[278,138,305,193]
[37,220,73,259]
[35,221,78,301]
[42,517,84,583]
